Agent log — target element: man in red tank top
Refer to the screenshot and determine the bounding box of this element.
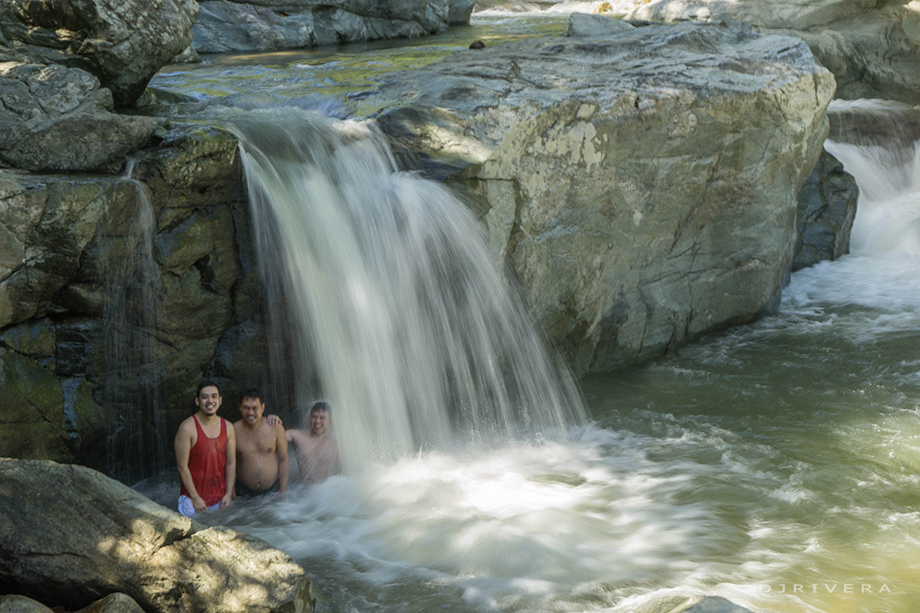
[175,380,237,516]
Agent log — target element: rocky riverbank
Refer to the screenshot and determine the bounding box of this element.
[0,6,855,470]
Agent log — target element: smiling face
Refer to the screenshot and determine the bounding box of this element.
[239,395,265,426]
[310,408,330,436]
[195,385,222,416]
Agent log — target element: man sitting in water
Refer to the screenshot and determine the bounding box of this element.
[267,402,341,483]
[286,402,341,483]
[233,388,289,498]
[174,380,236,516]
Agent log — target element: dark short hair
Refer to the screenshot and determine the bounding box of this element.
[196,379,221,396]
[239,388,263,404]
[310,401,331,416]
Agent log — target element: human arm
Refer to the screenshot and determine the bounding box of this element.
[265,414,283,428]
[175,420,207,513]
[276,423,289,494]
[221,419,236,508]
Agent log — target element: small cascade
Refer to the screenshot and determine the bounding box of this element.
[103,164,168,483]
[825,99,920,255]
[227,109,586,470]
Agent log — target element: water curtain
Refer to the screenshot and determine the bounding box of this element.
[228,109,586,469]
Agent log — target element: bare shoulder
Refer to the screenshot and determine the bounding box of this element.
[287,428,309,445]
[175,416,197,447]
[177,415,197,434]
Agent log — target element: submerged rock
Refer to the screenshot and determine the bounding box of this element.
[0,458,315,612]
[623,0,920,104]
[372,19,834,374]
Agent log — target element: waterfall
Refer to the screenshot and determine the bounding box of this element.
[226,109,586,470]
[825,99,920,256]
[104,165,168,483]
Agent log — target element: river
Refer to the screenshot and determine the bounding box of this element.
[141,6,920,613]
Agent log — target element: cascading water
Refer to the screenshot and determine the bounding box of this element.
[104,166,168,483]
[226,109,586,471]
[824,99,920,256]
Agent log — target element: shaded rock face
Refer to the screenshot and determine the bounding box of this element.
[373,20,834,375]
[793,150,858,272]
[0,124,275,480]
[193,0,473,53]
[0,458,315,613]
[623,0,920,104]
[0,0,199,108]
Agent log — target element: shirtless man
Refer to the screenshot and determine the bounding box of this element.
[175,380,236,516]
[233,388,289,497]
[286,402,341,483]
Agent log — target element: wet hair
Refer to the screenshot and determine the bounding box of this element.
[196,379,221,397]
[310,401,331,416]
[239,388,263,404]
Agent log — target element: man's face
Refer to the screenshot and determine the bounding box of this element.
[310,409,330,436]
[195,386,222,415]
[240,396,265,425]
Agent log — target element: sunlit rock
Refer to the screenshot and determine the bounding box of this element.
[623,0,920,104]
[0,459,315,613]
[0,0,198,107]
[75,593,145,613]
[373,19,835,374]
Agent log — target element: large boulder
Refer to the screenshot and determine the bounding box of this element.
[622,0,920,104]
[372,18,834,374]
[0,0,199,107]
[0,63,160,171]
[192,0,471,53]
[0,458,315,612]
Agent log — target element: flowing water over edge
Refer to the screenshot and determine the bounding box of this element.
[225,109,586,469]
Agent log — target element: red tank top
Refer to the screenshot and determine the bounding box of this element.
[180,415,228,505]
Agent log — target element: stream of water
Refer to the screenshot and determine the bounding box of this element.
[139,7,920,613]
